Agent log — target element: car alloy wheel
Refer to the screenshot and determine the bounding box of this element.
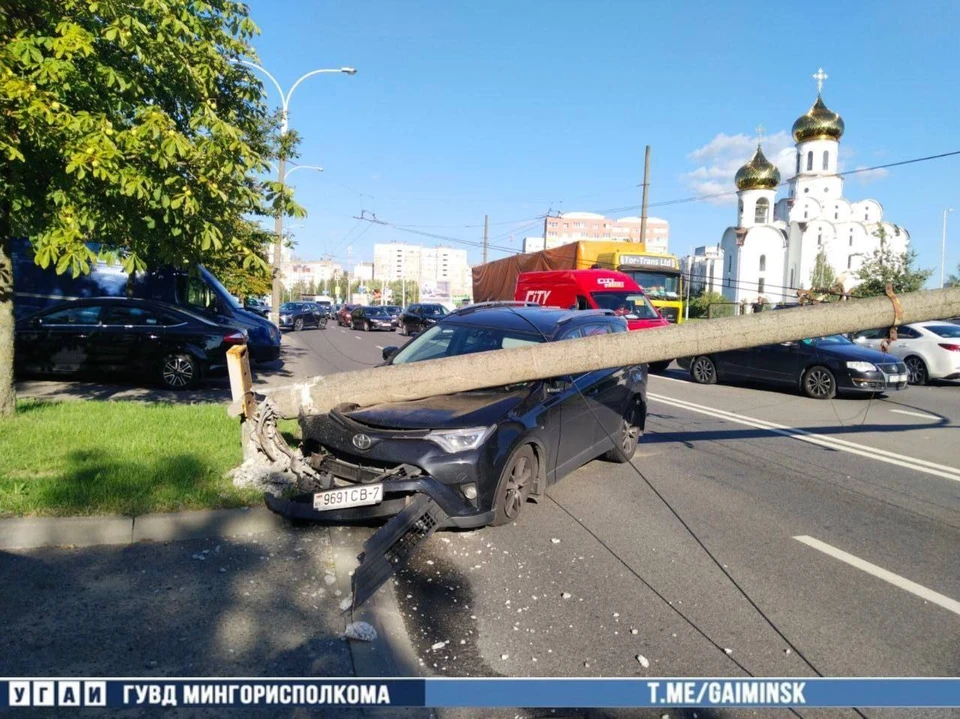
[492,445,536,526]
[364,320,371,332]
[399,324,407,336]
[603,403,641,463]
[904,356,929,385]
[690,356,717,384]
[802,365,836,399]
[294,317,304,331]
[161,354,198,390]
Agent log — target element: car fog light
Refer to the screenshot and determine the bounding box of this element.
[462,483,478,500]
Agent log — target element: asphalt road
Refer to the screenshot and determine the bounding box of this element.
[8,323,960,718]
[292,324,960,717]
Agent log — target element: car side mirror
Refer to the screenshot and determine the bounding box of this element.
[381,346,399,362]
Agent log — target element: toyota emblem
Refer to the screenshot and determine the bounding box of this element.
[352,433,373,450]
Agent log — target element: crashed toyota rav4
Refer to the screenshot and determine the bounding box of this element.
[264,304,648,602]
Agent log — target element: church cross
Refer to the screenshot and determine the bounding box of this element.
[755,124,764,144]
[813,67,828,94]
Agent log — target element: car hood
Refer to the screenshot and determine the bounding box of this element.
[345,387,531,430]
[806,342,894,364]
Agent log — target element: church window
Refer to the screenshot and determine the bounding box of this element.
[739,200,743,217]
[864,209,869,221]
[803,208,809,220]
[822,151,829,171]
[796,152,801,174]
[755,198,770,223]
[759,254,766,272]
[803,187,809,194]
[806,152,813,171]
[727,255,732,273]
[790,268,795,288]
[847,255,853,270]
[757,278,765,294]
[835,210,839,220]
[817,232,822,247]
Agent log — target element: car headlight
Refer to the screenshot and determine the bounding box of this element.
[425,426,494,453]
[846,361,877,372]
[280,315,290,322]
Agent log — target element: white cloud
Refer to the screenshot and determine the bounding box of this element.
[684,130,795,205]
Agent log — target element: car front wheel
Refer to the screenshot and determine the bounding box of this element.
[690,356,717,384]
[364,320,371,332]
[161,354,200,390]
[602,402,642,463]
[905,356,929,385]
[802,365,836,399]
[491,445,537,526]
[293,317,304,332]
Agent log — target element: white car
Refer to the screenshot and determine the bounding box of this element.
[850,321,960,385]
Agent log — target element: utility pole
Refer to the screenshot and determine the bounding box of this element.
[639,145,651,247]
[271,157,286,320]
[942,208,955,288]
[482,215,489,264]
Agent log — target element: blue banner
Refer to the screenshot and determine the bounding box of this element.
[2,678,960,709]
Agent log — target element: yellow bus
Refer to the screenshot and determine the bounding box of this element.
[595,250,684,323]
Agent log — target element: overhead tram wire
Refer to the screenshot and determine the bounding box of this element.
[500,305,870,719]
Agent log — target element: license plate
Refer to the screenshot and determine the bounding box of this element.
[313,484,384,511]
[888,374,907,383]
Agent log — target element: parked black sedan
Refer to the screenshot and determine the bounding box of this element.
[397,303,448,336]
[278,302,326,331]
[351,305,397,331]
[265,305,646,531]
[679,334,908,399]
[15,298,248,390]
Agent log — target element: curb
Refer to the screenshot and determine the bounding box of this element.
[330,526,423,680]
[0,506,284,551]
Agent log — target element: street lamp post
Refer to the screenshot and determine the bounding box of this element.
[942,208,955,289]
[237,60,356,323]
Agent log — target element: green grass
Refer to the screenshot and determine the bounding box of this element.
[0,400,265,517]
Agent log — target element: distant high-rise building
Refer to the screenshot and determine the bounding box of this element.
[542,212,670,253]
[683,246,725,296]
[373,242,472,298]
[280,259,342,291]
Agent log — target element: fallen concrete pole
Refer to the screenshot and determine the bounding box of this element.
[243,287,960,419]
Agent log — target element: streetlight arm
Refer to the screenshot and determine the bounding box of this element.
[284,164,324,179]
[235,59,288,107]
[286,69,351,113]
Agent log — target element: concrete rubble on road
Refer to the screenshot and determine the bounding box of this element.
[343,621,378,642]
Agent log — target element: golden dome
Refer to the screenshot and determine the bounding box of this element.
[792,95,845,143]
[735,144,781,191]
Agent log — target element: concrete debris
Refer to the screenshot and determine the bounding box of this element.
[343,622,377,642]
[550,538,561,544]
[724,648,733,654]
[501,654,509,660]
[339,598,353,611]
[636,654,650,668]
[431,641,447,650]
[230,452,297,494]
[630,629,639,635]
[323,574,337,586]
[561,592,572,599]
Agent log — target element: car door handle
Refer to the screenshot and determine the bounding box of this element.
[148,334,160,340]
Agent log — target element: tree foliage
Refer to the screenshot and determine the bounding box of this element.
[810,249,837,291]
[946,264,960,289]
[0,0,300,414]
[852,247,932,297]
[687,290,727,319]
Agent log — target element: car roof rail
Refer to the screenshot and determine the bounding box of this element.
[450,301,541,316]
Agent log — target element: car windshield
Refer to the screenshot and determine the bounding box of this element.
[391,322,543,364]
[927,324,960,338]
[802,335,853,346]
[622,271,680,300]
[366,307,390,316]
[590,292,660,320]
[280,303,301,312]
[421,305,447,316]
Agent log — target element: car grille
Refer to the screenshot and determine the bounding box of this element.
[878,362,906,374]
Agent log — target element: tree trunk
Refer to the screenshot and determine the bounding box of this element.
[241,287,960,420]
[0,232,16,417]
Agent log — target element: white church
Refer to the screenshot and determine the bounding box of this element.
[720,69,909,305]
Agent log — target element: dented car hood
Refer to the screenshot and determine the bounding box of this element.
[345,387,531,430]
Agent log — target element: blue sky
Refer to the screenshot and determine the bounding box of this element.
[246,0,960,283]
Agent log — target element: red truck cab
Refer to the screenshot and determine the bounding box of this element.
[515,269,669,331]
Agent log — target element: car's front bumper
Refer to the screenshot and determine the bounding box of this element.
[264,473,494,529]
[842,369,908,393]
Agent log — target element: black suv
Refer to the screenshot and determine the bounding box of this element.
[351,305,398,331]
[398,303,447,336]
[278,302,326,331]
[265,305,647,531]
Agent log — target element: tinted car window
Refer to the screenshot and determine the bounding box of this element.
[801,335,853,346]
[43,305,102,324]
[852,328,886,340]
[896,326,921,339]
[366,306,390,317]
[178,276,219,313]
[580,322,613,336]
[392,323,543,365]
[421,305,446,316]
[102,305,162,326]
[927,324,960,338]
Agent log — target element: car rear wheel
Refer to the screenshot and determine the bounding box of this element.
[293,317,304,332]
[802,365,836,399]
[690,356,717,384]
[161,354,200,390]
[905,356,929,385]
[602,402,642,463]
[491,445,537,526]
[364,320,371,332]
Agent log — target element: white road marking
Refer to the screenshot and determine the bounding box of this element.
[354,336,362,340]
[889,409,938,420]
[648,392,960,483]
[793,535,960,617]
[375,345,384,350]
